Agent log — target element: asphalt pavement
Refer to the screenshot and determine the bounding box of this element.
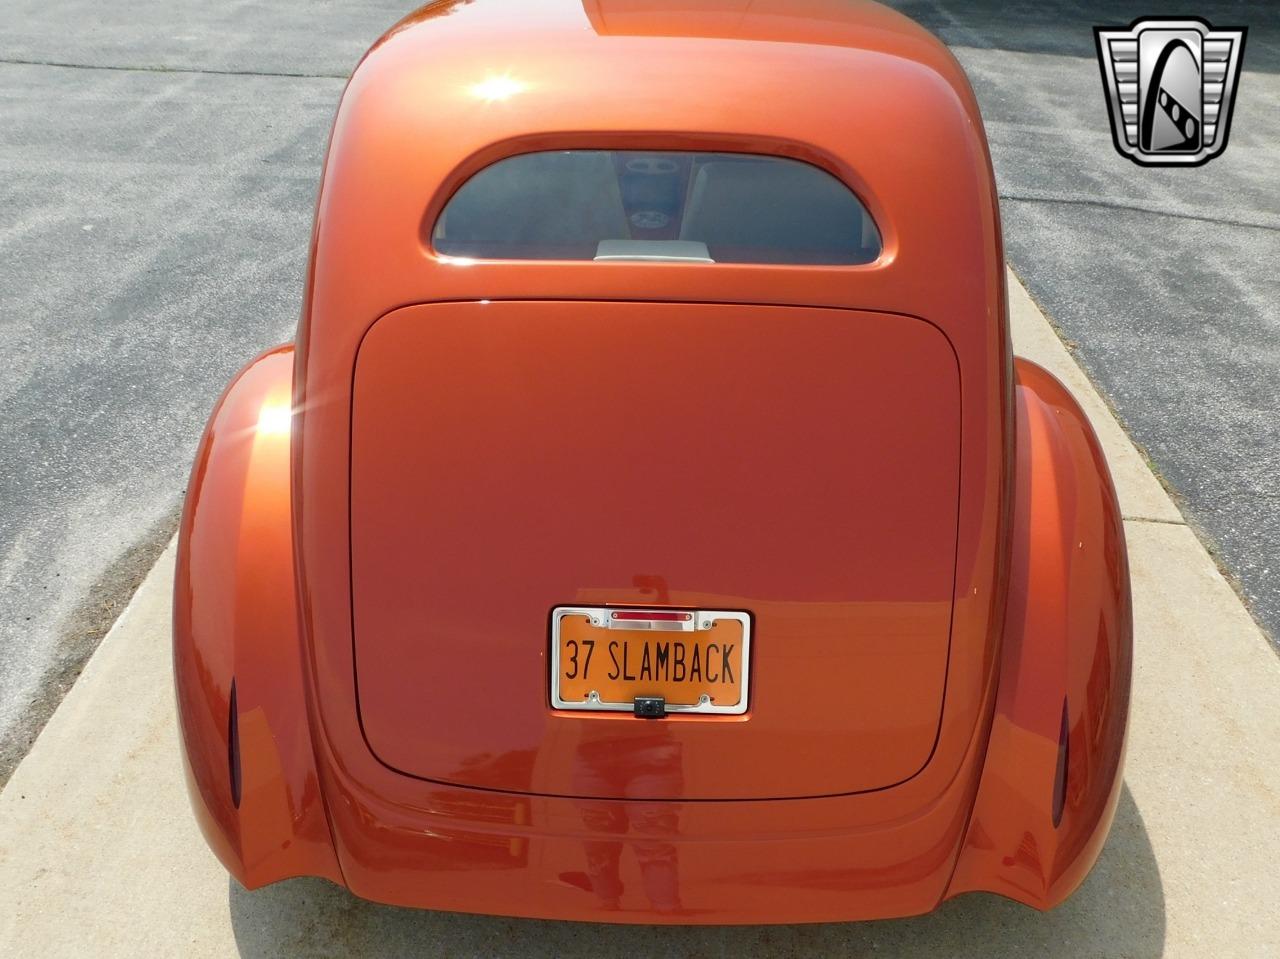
[0,2,392,778]
[887,0,1280,642]
[1,0,1278,790]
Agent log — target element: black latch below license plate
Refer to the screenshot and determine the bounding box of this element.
[633,696,666,719]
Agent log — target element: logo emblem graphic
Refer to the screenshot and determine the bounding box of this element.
[1094,17,1247,166]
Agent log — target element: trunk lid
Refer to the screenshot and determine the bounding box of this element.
[350,301,959,800]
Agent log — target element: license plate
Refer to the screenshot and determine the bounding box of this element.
[550,607,750,715]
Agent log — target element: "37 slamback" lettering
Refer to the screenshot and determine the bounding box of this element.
[562,638,735,684]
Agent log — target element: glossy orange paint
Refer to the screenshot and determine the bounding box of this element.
[173,0,1131,923]
[947,359,1132,908]
[173,346,341,888]
[350,301,960,800]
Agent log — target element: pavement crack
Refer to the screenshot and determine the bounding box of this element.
[999,191,1280,234]
[0,57,347,80]
[1124,516,1187,526]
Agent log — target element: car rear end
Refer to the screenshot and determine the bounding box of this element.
[279,0,1020,922]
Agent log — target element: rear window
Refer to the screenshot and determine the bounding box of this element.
[433,150,881,265]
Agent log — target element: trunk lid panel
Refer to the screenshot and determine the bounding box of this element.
[350,301,959,800]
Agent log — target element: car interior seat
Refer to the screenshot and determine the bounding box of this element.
[436,151,630,257]
[679,157,875,263]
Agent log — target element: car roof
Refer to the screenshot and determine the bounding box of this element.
[371,0,974,110]
[304,0,1002,345]
[343,0,989,235]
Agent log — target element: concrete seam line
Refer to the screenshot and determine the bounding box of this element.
[1000,192,1280,234]
[0,57,348,80]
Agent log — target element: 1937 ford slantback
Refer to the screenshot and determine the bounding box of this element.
[174,0,1132,924]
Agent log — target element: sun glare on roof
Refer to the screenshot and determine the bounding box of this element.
[469,74,525,102]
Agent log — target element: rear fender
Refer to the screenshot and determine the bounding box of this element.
[947,358,1132,908]
[173,345,341,888]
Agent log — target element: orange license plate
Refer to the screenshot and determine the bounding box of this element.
[551,607,750,715]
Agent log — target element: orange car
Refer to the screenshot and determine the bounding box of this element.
[174,0,1131,924]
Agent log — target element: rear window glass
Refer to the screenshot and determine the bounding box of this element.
[433,151,881,265]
